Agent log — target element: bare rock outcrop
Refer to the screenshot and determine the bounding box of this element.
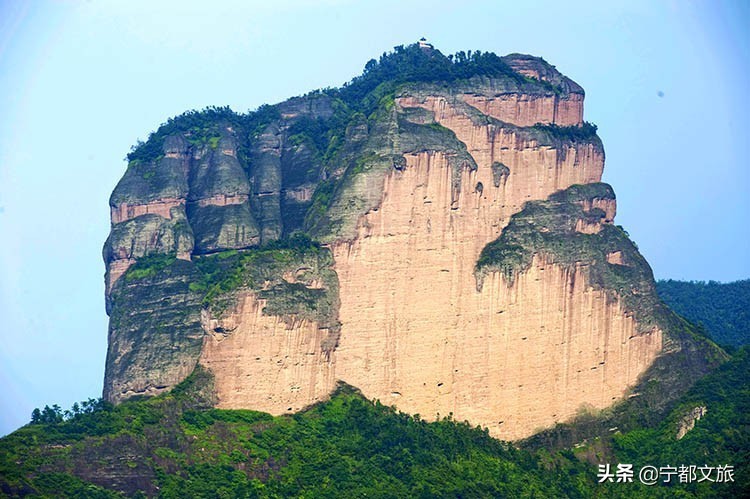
[676,406,708,440]
[102,43,723,439]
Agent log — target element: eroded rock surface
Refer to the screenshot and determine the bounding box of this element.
[103,44,721,439]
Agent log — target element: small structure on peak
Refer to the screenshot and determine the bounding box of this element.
[418,37,433,49]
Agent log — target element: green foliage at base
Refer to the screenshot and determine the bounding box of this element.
[3,352,748,497]
[513,348,746,498]
[0,371,595,498]
[656,279,750,348]
[589,347,749,497]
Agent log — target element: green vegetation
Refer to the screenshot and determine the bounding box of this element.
[396,115,478,186]
[284,105,351,166]
[123,253,178,282]
[532,122,599,142]
[472,177,732,446]
[30,399,110,425]
[335,44,525,112]
[304,178,337,224]
[0,369,593,498]
[125,104,282,167]
[587,346,749,497]
[126,106,242,164]
[106,257,206,403]
[245,104,282,140]
[491,162,510,187]
[119,43,596,245]
[522,314,725,448]
[3,349,748,497]
[181,234,339,328]
[349,151,384,176]
[481,183,730,474]
[74,44,747,497]
[123,43,563,181]
[656,279,750,348]
[524,345,749,498]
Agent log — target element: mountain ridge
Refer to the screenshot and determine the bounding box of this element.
[656,279,750,348]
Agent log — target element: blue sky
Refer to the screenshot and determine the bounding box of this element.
[0,0,748,436]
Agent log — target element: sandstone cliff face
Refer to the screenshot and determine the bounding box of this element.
[461,92,582,127]
[197,147,658,440]
[327,149,658,439]
[103,44,720,439]
[336,257,660,440]
[199,292,337,414]
[500,53,584,126]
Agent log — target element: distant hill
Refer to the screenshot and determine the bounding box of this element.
[657,279,750,347]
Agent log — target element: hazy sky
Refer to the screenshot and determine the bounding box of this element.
[0,0,748,436]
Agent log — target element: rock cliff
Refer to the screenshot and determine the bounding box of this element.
[103,44,721,439]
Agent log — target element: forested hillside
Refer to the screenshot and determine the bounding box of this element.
[2,353,748,498]
[657,279,750,347]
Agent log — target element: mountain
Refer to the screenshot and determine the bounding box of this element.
[100,42,724,442]
[2,41,744,498]
[657,279,750,348]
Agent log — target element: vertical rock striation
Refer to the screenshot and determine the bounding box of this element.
[102,44,723,439]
